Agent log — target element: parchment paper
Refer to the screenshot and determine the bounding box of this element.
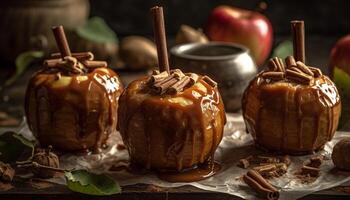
[2,114,350,200]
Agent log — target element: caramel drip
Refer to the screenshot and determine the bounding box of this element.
[295,88,303,149]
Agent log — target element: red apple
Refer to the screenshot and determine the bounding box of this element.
[205,5,273,66]
[330,35,350,76]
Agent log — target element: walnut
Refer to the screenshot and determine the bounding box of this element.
[332,138,350,170]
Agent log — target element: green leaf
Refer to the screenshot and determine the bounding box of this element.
[271,40,293,59]
[333,67,350,129]
[5,51,44,86]
[65,170,121,196]
[0,131,35,163]
[77,17,118,44]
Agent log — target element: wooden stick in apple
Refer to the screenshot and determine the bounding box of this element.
[150,6,170,73]
[291,20,305,63]
[52,25,72,58]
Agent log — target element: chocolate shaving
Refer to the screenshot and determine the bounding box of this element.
[262,71,284,81]
[167,76,191,94]
[253,164,277,177]
[267,59,278,71]
[301,166,320,177]
[272,57,284,72]
[305,155,323,168]
[44,59,62,68]
[202,76,217,87]
[149,71,169,84]
[285,56,297,67]
[0,162,15,182]
[51,52,94,61]
[153,74,178,94]
[257,156,280,164]
[243,170,279,200]
[309,67,322,77]
[81,60,108,68]
[296,61,314,76]
[285,69,312,85]
[289,66,304,74]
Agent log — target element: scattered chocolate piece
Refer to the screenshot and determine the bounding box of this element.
[238,156,252,169]
[282,155,291,166]
[301,166,320,177]
[0,162,15,182]
[0,182,14,191]
[117,143,126,151]
[305,155,323,168]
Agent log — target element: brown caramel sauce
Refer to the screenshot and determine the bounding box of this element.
[157,161,221,183]
[118,76,226,178]
[242,73,341,154]
[25,67,123,152]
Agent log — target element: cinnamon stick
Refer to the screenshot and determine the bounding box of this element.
[52,26,71,57]
[149,71,169,84]
[167,76,191,94]
[151,6,170,73]
[268,59,278,71]
[291,21,305,63]
[44,59,62,67]
[247,170,278,192]
[187,73,199,85]
[51,52,94,61]
[81,60,107,68]
[285,56,296,67]
[153,74,177,94]
[272,57,283,72]
[286,69,312,84]
[309,67,322,77]
[296,61,314,76]
[262,71,284,80]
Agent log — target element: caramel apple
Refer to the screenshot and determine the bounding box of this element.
[118,6,226,182]
[25,26,123,152]
[242,21,341,154]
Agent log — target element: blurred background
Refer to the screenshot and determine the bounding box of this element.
[1,0,350,128]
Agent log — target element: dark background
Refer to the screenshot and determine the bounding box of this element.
[90,0,350,37]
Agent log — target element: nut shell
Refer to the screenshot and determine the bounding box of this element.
[32,149,59,178]
[332,138,350,170]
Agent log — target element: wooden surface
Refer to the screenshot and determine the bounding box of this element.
[0,181,350,200]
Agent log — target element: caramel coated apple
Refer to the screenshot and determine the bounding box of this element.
[25,66,123,152]
[118,74,226,171]
[242,57,341,154]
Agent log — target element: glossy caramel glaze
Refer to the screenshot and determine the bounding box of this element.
[25,67,123,152]
[242,73,341,154]
[118,76,226,181]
